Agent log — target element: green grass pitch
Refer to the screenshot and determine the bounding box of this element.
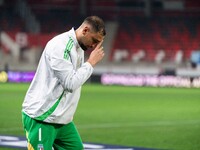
[0,83,200,150]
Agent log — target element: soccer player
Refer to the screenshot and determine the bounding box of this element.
[22,16,106,150]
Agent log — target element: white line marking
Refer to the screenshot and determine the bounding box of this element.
[0,127,23,132]
[77,120,200,129]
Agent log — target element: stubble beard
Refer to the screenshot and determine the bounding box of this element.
[80,43,88,51]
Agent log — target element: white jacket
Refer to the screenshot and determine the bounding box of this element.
[22,28,93,124]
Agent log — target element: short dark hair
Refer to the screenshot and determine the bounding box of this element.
[84,16,106,36]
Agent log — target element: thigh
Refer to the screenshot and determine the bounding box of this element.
[22,112,56,150]
[53,122,83,150]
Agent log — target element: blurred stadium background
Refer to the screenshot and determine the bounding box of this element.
[0,0,200,150]
[1,0,200,79]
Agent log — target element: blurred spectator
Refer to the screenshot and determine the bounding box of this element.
[190,48,200,69]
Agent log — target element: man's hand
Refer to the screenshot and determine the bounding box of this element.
[87,41,105,67]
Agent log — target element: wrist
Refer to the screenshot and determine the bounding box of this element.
[87,60,95,67]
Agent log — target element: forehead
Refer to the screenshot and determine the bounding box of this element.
[90,31,104,42]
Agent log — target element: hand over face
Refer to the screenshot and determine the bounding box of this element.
[87,40,105,67]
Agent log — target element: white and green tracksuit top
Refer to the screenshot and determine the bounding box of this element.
[22,28,93,124]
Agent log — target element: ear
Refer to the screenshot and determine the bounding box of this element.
[82,26,90,35]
